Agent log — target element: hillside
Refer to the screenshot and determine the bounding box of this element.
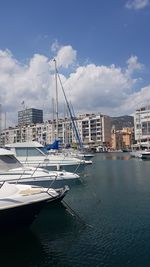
[110,115,134,130]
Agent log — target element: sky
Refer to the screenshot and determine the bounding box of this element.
[0,0,150,127]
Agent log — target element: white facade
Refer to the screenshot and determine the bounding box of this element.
[76,113,111,145]
[0,113,111,147]
[134,106,150,142]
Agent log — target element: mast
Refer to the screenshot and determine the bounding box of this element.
[52,97,55,142]
[53,58,59,140]
[0,104,2,146]
[4,112,6,130]
[138,108,141,147]
[146,101,150,148]
[56,67,83,150]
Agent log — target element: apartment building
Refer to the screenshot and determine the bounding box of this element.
[76,113,111,146]
[134,106,150,142]
[0,113,111,148]
[111,127,134,150]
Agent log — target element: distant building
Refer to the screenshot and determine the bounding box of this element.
[111,126,133,150]
[76,113,111,147]
[1,113,111,147]
[18,108,43,126]
[134,105,150,142]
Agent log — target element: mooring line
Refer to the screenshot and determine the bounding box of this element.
[62,199,93,228]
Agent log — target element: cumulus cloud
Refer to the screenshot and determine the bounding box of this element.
[120,85,150,115]
[126,0,149,9]
[0,45,148,127]
[62,61,143,116]
[50,41,77,69]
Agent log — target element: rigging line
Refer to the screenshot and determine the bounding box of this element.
[46,173,59,190]
[15,168,27,184]
[56,68,82,150]
[62,199,93,228]
[69,101,83,150]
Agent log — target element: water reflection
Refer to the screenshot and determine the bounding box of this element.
[0,228,47,267]
[2,153,150,267]
[0,202,85,267]
[31,202,86,266]
[95,152,131,161]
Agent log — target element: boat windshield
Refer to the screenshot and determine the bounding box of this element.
[0,155,22,171]
[15,147,45,157]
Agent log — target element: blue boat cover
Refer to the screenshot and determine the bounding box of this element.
[42,140,60,152]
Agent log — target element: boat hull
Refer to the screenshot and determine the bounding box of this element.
[0,174,81,189]
[0,199,47,229]
[0,185,69,230]
[12,177,82,188]
[140,152,150,159]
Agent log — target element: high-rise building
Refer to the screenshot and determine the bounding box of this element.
[18,108,43,126]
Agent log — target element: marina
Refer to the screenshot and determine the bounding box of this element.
[0,1,149,266]
[1,152,150,267]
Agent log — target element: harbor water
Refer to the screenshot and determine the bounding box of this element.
[1,152,150,267]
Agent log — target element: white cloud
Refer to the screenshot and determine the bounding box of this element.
[62,63,140,116]
[55,46,77,68]
[0,46,148,127]
[120,85,150,115]
[50,42,77,69]
[126,0,149,10]
[51,40,60,53]
[126,55,143,75]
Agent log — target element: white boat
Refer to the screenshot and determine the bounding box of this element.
[44,140,94,160]
[0,181,69,229]
[130,143,141,158]
[139,149,150,159]
[5,141,92,172]
[0,148,80,188]
[64,149,94,161]
[130,142,150,159]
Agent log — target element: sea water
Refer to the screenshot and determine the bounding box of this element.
[1,153,150,267]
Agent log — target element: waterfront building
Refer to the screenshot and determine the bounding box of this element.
[76,113,111,147]
[18,108,43,126]
[1,113,111,148]
[134,105,150,142]
[111,127,133,150]
[122,127,133,148]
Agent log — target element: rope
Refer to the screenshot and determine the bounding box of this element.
[62,199,93,228]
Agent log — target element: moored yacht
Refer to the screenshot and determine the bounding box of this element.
[130,142,150,159]
[0,148,80,188]
[56,148,94,161]
[5,141,92,172]
[0,181,69,229]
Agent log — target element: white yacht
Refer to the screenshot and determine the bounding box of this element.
[130,142,150,159]
[5,141,92,172]
[59,148,94,161]
[0,148,80,188]
[0,181,69,229]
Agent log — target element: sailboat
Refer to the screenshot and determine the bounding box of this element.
[53,59,94,161]
[5,60,92,174]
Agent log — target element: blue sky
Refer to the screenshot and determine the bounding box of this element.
[0,0,150,126]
